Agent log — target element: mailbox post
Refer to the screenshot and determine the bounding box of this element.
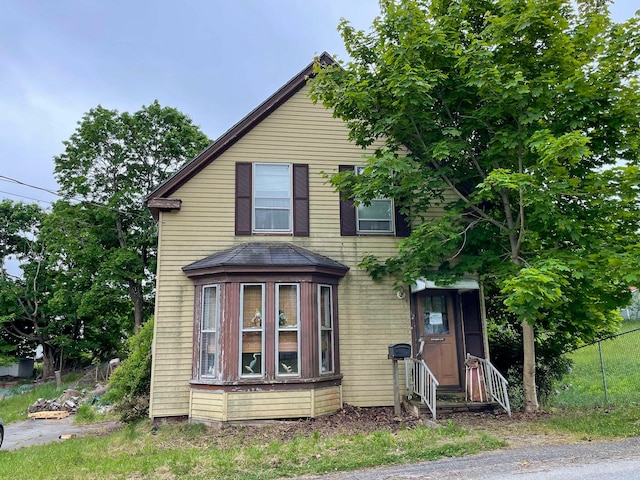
[388,344,411,416]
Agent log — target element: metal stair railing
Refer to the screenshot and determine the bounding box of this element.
[405,357,439,419]
[465,353,511,417]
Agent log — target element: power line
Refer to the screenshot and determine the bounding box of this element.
[0,190,56,206]
[0,174,153,220]
[0,175,60,197]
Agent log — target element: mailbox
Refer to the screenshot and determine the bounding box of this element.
[388,343,411,359]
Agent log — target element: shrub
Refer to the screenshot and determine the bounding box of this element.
[105,318,154,421]
[488,320,572,410]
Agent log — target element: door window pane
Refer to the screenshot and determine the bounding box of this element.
[423,294,449,334]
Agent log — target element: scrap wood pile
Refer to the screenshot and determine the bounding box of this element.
[28,389,82,415]
[27,384,107,419]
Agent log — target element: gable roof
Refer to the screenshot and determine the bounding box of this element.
[147,52,336,215]
[182,242,349,277]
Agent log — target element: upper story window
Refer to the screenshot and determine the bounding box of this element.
[254,163,292,232]
[339,165,410,237]
[235,162,309,236]
[354,166,393,234]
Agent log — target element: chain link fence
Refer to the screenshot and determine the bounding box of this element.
[552,325,640,407]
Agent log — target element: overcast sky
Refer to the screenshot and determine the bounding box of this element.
[1,0,637,208]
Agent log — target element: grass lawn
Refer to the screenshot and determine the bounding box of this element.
[0,419,504,480]
[547,320,640,409]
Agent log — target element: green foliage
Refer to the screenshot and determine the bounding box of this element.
[106,318,154,421]
[488,320,573,411]
[74,404,98,423]
[53,101,210,331]
[311,0,640,408]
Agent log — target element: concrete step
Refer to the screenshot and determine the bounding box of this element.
[405,395,497,418]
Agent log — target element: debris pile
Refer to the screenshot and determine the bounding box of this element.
[28,389,83,415]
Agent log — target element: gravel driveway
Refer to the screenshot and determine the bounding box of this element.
[2,416,119,451]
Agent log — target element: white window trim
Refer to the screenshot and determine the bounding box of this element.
[318,284,335,375]
[354,166,394,234]
[275,283,301,377]
[239,283,265,378]
[252,162,293,234]
[200,284,219,378]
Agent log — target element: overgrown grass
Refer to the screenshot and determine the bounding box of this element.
[547,321,640,409]
[539,319,640,438]
[0,381,63,424]
[0,420,504,480]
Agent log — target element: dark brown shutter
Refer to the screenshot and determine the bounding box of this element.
[235,162,252,235]
[339,165,356,236]
[395,203,411,237]
[461,290,485,358]
[293,164,309,236]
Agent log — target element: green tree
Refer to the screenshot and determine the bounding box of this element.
[54,101,211,331]
[311,0,640,412]
[0,200,69,376]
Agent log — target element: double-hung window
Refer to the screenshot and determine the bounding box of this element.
[354,166,394,234]
[200,285,219,378]
[253,163,292,232]
[318,285,334,374]
[240,284,264,377]
[276,283,300,376]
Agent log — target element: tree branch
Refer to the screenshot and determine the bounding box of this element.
[410,118,508,232]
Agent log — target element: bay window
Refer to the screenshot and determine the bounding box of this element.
[240,284,264,377]
[200,285,219,378]
[185,242,347,388]
[276,283,300,376]
[319,285,334,374]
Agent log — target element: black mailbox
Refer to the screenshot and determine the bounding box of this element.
[388,343,411,359]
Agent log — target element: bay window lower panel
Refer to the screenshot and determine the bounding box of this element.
[189,383,342,423]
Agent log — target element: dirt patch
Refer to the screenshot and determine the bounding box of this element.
[170,404,577,450]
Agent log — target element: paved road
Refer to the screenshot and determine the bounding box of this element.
[2,416,119,451]
[305,436,640,480]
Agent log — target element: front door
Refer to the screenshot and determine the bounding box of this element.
[416,292,460,387]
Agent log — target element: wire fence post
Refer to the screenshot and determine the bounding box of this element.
[597,341,609,404]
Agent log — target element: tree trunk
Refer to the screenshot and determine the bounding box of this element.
[41,344,57,379]
[129,280,144,333]
[521,319,539,412]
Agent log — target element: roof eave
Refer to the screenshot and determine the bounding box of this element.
[146,52,336,204]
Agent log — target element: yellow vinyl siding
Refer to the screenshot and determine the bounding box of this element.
[189,387,341,423]
[190,389,225,423]
[151,84,419,419]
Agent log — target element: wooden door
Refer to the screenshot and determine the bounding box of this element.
[417,292,460,387]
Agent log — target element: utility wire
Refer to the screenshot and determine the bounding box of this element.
[0,174,153,221]
[0,190,56,206]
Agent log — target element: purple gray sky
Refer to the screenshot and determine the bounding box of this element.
[1,0,637,207]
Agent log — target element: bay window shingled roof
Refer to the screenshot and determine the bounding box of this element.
[183,242,349,276]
